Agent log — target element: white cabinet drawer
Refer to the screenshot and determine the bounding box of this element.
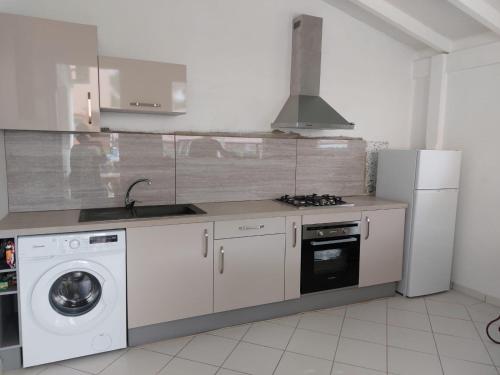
[215,217,286,239]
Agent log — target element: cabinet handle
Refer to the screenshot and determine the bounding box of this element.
[203,229,209,258]
[238,224,264,231]
[293,222,297,248]
[130,101,162,108]
[87,92,93,125]
[365,217,370,240]
[219,246,224,274]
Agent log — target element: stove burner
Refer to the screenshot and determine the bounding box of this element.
[277,194,352,208]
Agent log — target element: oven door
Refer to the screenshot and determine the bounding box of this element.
[301,236,360,294]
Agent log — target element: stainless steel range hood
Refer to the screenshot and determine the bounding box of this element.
[272,15,354,130]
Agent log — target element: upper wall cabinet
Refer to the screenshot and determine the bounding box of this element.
[0,13,100,132]
[98,56,187,115]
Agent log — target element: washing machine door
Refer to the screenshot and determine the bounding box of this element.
[31,259,118,335]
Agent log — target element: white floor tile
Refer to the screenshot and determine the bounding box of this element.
[441,356,498,375]
[141,336,193,356]
[208,324,251,340]
[100,349,172,375]
[341,318,386,345]
[5,366,48,375]
[274,352,332,375]
[427,290,483,306]
[158,357,218,375]
[434,333,492,364]
[58,349,127,374]
[467,303,500,323]
[217,369,247,375]
[223,342,282,375]
[287,328,339,360]
[387,295,427,314]
[388,325,437,354]
[475,321,491,342]
[31,365,89,375]
[388,308,432,331]
[316,306,346,317]
[332,362,385,375]
[266,314,302,327]
[346,300,387,324]
[430,315,481,340]
[297,311,344,335]
[387,347,442,375]
[242,321,294,349]
[177,334,238,366]
[485,342,500,366]
[426,300,470,320]
[335,337,387,372]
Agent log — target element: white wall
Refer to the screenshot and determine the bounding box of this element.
[443,42,500,300]
[0,0,415,148]
[0,130,8,219]
[411,42,500,300]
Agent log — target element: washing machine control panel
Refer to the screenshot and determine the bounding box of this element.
[18,230,126,259]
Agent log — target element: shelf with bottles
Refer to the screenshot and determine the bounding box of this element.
[0,238,16,272]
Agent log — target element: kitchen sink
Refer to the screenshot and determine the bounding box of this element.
[79,204,206,222]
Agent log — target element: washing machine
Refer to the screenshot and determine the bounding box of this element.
[18,230,127,367]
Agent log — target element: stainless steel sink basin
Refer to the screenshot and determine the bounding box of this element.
[79,204,206,223]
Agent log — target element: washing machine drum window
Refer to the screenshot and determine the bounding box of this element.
[49,271,102,316]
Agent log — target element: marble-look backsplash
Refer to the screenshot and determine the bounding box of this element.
[5,131,175,212]
[4,131,377,212]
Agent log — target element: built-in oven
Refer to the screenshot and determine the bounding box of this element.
[301,221,360,294]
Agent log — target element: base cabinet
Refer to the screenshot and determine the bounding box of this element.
[359,209,405,287]
[127,222,213,328]
[214,234,285,313]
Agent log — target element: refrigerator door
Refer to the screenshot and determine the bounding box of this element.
[406,189,459,297]
[415,150,462,190]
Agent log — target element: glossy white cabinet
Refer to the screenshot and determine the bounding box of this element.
[99,56,186,114]
[214,234,285,312]
[127,222,213,328]
[285,216,301,300]
[0,13,100,132]
[359,209,405,287]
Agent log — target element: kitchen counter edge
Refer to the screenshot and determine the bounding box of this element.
[0,196,407,237]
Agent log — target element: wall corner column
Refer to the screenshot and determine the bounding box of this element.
[425,53,448,150]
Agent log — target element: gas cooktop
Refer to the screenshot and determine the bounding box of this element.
[277,194,354,208]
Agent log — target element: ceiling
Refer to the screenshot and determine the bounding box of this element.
[324,0,500,53]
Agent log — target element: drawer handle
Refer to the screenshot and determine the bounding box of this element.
[365,217,370,240]
[203,229,209,258]
[293,222,297,248]
[219,246,224,274]
[130,101,162,108]
[238,224,264,231]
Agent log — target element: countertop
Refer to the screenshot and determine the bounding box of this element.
[0,196,407,237]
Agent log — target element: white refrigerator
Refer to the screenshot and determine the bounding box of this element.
[376,150,462,297]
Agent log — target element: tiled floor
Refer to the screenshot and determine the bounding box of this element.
[7,290,500,375]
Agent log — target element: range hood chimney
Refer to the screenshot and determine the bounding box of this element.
[271,15,354,130]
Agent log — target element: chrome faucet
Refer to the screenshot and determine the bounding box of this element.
[125,178,152,210]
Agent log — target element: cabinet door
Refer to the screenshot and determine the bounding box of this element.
[99,56,186,114]
[285,216,301,300]
[214,234,285,312]
[359,209,405,287]
[127,222,213,328]
[0,13,100,132]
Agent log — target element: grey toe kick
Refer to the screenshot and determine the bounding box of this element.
[128,283,396,347]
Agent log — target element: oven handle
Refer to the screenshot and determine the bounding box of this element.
[310,237,358,246]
